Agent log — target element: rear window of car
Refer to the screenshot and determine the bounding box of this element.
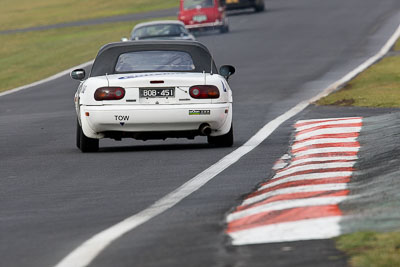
[184,0,214,10]
[115,51,196,72]
[132,24,186,39]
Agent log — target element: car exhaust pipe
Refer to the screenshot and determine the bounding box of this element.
[199,124,212,136]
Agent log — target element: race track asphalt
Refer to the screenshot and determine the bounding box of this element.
[1,0,400,266]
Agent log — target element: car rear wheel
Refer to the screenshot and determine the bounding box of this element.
[76,119,81,149]
[208,124,233,147]
[220,25,229,33]
[77,119,99,152]
[254,2,265,12]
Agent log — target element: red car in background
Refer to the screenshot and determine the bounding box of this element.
[178,0,229,33]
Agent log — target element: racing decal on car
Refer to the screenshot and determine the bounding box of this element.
[81,84,88,94]
[221,81,227,92]
[115,115,130,121]
[189,110,210,115]
[115,115,130,126]
[118,72,191,80]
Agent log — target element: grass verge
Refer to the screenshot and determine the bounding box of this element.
[395,38,400,51]
[336,231,400,267]
[0,0,178,31]
[316,38,400,107]
[316,56,400,107]
[0,18,172,93]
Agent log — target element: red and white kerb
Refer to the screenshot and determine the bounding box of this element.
[226,117,363,245]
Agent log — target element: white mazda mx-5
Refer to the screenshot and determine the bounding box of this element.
[71,41,235,152]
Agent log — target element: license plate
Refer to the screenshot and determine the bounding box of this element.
[139,88,175,98]
[226,0,239,3]
[193,15,207,22]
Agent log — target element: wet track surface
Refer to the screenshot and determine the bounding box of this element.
[1,0,400,266]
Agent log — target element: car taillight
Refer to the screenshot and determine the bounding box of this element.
[189,85,220,99]
[94,87,125,101]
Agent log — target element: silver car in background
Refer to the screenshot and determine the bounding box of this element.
[128,20,196,41]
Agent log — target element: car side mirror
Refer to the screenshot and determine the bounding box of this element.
[219,65,235,80]
[71,69,86,80]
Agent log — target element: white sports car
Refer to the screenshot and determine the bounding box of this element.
[71,41,235,152]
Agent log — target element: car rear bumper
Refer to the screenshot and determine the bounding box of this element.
[185,21,225,30]
[80,103,232,139]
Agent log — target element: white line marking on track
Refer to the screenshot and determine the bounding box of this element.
[272,154,291,170]
[53,23,400,267]
[292,137,358,150]
[295,117,362,125]
[272,160,288,170]
[290,155,358,166]
[229,216,342,245]
[274,162,355,178]
[242,183,349,206]
[296,118,362,132]
[293,147,360,157]
[227,196,347,223]
[271,170,354,181]
[296,127,362,140]
[259,173,351,192]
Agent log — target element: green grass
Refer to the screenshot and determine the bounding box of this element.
[336,231,400,267]
[0,0,178,31]
[395,38,400,51]
[0,18,172,93]
[316,54,400,107]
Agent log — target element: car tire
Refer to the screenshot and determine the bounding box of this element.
[76,119,81,149]
[77,119,99,152]
[207,124,234,147]
[220,25,229,33]
[254,2,265,12]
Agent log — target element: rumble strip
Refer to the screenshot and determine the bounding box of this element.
[226,117,363,245]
